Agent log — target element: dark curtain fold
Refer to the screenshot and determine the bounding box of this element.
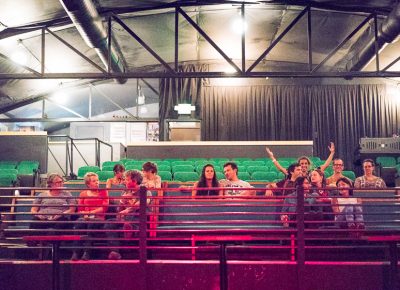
[201,84,400,171]
[159,64,208,140]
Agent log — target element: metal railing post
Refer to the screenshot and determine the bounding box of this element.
[296,185,305,290]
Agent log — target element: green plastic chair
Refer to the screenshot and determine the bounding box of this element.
[0,172,18,186]
[216,172,225,180]
[77,166,100,179]
[247,166,269,175]
[158,171,172,181]
[242,161,265,167]
[172,165,195,173]
[102,161,123,168]
[376,157,397,167]
[342,170,356,181]
[237,171,251,181]
[102,165,116,172]
[125,164,142,171]
[157,164,171,172]
[171,161,194,167]
[96,171,114,181]
[252,171,277,182]
[174,172,199,182]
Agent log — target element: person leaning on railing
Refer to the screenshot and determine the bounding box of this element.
[30,173,76,233]
[71,172,109,261]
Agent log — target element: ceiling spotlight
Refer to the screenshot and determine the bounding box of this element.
[232,18,247,35]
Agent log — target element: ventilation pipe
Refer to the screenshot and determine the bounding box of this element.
[59,0,127,83]
[347,3,400,71]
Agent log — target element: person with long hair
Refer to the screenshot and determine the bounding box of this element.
[354,159,386,189]
[332,178,364,229]
[192,164,222,197]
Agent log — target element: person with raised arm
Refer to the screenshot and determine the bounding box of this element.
[266,142,335,176]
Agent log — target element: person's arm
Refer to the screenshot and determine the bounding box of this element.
[265,182,277,197]
[191,181,199,197]
[106,178,112,189]
[155,175,162,189]
[266,147,288,175]
[353,177,361,189]
[320,142,335,171]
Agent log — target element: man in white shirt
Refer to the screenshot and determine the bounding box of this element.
[220,162,254,196]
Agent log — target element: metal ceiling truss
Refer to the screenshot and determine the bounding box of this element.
[0,4,399,80]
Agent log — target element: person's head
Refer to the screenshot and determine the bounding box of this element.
[84,172,99,189]
[332,158,344,174]
[124,170,143,189]
[47,173,64,189]
[198,164,218,186]
[294,176,311,192]
[297,156,311,173]
[223,162,238,181]
[142,162,158,179]
[336,177,353,197]
[310,169,326,187]
[362,159,375,176]
[113,164,125,178]
[287,163,302,180]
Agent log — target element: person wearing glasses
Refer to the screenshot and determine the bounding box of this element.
[326,158,347,186]
[354,159,386,189]
[30,173,76,233]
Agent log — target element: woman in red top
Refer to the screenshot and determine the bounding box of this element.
[71,172,109,261]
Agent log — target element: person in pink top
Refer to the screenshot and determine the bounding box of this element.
[71,172,109,261]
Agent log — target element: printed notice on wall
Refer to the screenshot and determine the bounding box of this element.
[110,123,126,144]
[128,122,147,142]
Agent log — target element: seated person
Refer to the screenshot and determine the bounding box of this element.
[332,178,364,229]
[192,164,223,197]
[310,168,335,226]
[265,163,301,197]
[106,164,125,188]
[30,173,76,233]
[71,172,109,261]
[280,176,322,228]
[141,162,162,189]
[219,162,254,196]
[105,170,152,260]
[354,159,386,189]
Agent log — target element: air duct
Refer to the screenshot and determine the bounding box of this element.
[59,0,127,83]
[347,3,400,71]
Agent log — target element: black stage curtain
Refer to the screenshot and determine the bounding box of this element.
[159,64,208,140]
[201,84,400,171]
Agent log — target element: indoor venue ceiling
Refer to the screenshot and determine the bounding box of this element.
[0,0,399,131]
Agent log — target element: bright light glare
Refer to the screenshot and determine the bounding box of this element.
[232,18,247,35]
[11,51,28,66]
[51,91,68,105]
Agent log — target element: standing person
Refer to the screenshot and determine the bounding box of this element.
[332,178,364,229]
[30,173,76,233]
[219,162,254,196]
[142,162,162,189]
[192,164,222,197]
[326,158,346,186]
[266,142,335,176]
[265,163,302,197]
[71,172,109,261]
[106,164,125,189]
[354,159,386,189]
[105,170,151,260]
